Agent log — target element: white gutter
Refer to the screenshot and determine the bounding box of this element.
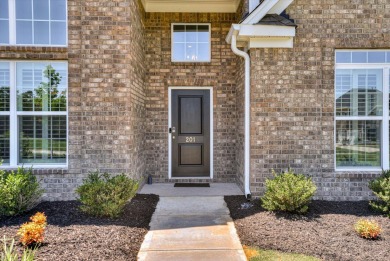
[230,28,251,199]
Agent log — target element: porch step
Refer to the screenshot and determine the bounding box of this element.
[139,183,243,197]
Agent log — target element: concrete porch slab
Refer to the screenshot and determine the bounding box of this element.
[139,183,243,197]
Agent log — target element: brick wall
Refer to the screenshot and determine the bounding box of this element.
[66,0,146,199]
[144,13,239,183]
[0,0,146,200]
[249,0,390,200]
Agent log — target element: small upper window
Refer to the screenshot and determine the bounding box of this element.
[172,24,211,62]
[0,0,67,46]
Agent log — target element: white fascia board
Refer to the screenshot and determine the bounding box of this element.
[143,0,240,13]
[242,0,279,24]
[225,24,295,45]
[238,24,296,38]
[242,0,295,25]
[268,0,294,14]
[226,24,240,44]
[249,37,294,48]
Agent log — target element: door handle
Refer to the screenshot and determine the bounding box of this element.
[169,127,176,133]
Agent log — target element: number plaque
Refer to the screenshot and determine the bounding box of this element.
[185,137,196,143]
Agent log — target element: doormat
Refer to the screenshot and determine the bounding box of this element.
[174,183,210,187]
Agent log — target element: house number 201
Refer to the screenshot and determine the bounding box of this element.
[185,137,196,143]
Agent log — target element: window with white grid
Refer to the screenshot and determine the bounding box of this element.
[171,24,211,62]
[0,0,67,46]
[335,50,390,170]
[0,61,67,167]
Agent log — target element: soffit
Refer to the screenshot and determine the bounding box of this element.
[226,0,296,49]
[141,0,241,13]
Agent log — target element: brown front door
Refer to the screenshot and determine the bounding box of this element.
[171,89,210,177]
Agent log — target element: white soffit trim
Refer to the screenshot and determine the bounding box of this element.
[142,0,241,13]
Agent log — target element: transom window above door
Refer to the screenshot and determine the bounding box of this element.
[0,0,67,46]
[171,24,211,62]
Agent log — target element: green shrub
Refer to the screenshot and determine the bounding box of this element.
[261,169,317,214]
[0,167,44,217]
[369,170,390,217]
[76,171,139,218]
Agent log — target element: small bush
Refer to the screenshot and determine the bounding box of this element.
[354,219,381,239]
[76,171,139,218]
[369,169,390,217]
[0,167,44,217]
[18,212,47,246]
[261,169,317,214]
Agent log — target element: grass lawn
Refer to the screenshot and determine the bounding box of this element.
[244,246,319,261]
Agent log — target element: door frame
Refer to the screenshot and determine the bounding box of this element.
[168,87,214,179]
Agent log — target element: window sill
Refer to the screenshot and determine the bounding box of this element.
[0,165,68,170]
[335,168,382,172]
[0,45,68,53]
[171,60,211,63]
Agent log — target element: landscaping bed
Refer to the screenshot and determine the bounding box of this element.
[225,196,390,261]
[0,194,159,261]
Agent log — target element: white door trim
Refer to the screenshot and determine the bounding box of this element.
[168,87,214,179]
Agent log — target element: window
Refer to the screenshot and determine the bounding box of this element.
[0,61,67,167]
[0,0,67,46]
[172,24,211,62]
[335,50,390,170]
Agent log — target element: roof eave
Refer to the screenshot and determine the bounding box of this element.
[242,0,294,25]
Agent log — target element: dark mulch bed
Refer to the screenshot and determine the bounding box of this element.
[225,196,390,261]
[0,194,159,261]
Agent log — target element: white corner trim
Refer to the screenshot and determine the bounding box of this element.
[242,0,294,25]
[142,0,240,13]
[168,87,214,180]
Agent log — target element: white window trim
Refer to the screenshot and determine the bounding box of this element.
[171,23,211,63]
[0,60,68,169]
[335,50,390,171]
[1,0,68,47]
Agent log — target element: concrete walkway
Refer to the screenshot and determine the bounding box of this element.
[137,196,247,261]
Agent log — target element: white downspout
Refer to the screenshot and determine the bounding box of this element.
[231,33,251,199]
